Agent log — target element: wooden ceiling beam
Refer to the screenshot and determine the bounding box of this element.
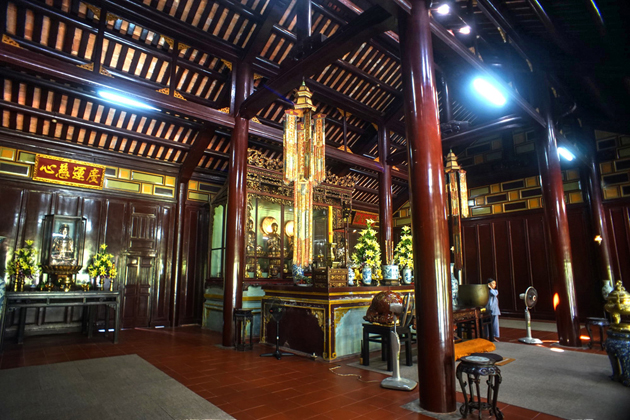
[0,128,180,172]
[306,80,383,123]
[0,44,401,176]
[0,100,191,152]
[239,5,395,119]
[355,184,398,197]
[334,59,401,97]
[99,0,241,62]
[179,125,217,182]
[0,67,202,130]
[0,43,236,127]
[241,0,289,66]
[428,18,546,127]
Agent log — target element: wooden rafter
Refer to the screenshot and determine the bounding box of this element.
[239,5,395,119]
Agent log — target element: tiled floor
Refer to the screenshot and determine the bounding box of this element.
[0,320,605,420]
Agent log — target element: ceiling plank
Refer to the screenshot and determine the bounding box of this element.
[0,43,236,127]
[0,43,412,179]
[306,80,383,123]
[0,99,191,151]
[239,5,395,119]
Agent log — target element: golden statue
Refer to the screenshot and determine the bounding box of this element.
[51,224,75,264]
[267,222,281,257]
[246,219,256,255]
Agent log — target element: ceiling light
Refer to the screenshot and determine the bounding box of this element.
[557,147,576,161]
[436,4,450,15]
[98,90,161,111]
[459,26,471,35]
[472,78,507,106]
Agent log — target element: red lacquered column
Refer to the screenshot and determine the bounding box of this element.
[398,0,456,413]
[222,61,252,347]
[583,129,614,289]
[378,125,393,262]
[536,87,580,347]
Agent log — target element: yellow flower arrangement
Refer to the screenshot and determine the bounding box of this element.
[88,244,117,286]
[351,219,382,269]
[393,226,414,270]
[7,240,40,281]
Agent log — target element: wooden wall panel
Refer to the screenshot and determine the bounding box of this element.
[0,177,177,333]
[0,186,24,255]
[494,221,516,313]
[462,224,479,283]
[477,223,495,282]
[20,190,54,251]
[54,194,81,216]
[567,209,601,318]
[462,207,600,321]
[152,206,173,326]
[526,216,553,317]
[177,203,209,325]
[606,203,630,284]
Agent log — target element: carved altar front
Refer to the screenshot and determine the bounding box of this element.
[261,284,414,361]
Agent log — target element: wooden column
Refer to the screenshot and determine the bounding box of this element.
[583,127,614,290]
[222,61,252,347]
[536,80,580,347]
[399,0,456,413]
[171,181,187,326]
[378,125,393,262]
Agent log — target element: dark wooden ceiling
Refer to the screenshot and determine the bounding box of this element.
[1,0,628,209]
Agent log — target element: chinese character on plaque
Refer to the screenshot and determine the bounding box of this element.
[33,154,105,190]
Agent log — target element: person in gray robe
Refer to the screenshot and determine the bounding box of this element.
[486,278,500,341]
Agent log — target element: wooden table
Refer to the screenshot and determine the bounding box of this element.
[0,290,121,351]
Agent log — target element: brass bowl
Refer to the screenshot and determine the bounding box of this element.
[458,284,490,308]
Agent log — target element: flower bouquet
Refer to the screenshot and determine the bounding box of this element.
[351,219,381,285]
[393,226,414,284]
[7,240,40,291]
[87,244,117,290]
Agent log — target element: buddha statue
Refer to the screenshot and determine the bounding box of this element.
[51,224,75,264]
[267,222,281,257]
[246,219,256,255]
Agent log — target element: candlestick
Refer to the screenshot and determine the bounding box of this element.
[328,206,333,243]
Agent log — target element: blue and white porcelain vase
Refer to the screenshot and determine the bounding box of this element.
[362,266,372,285]
[402,267,413,285]
[347,266,356,286]
[292,264,305,285]
[382,265,399,282]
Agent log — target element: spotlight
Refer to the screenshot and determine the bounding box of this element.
[436,4,450,15]
[98,91,161,111]
[472,78,507,106]
[459,26,471,35]
[557,147,576,161]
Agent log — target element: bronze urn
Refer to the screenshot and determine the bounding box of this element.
[457,284,490,308]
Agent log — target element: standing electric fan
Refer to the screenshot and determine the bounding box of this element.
[381,293,417,391]
[518,287,542,344]
[260,298,293,359]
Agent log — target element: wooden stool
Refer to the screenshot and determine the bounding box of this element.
[586,317,610,350]
[233,309,253,351]
[457,354,503,420]
[362,323,413,371]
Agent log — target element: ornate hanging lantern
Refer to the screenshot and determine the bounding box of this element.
[445,150,468,271]
[283,82,326,268]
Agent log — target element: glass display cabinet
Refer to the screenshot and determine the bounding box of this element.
[245,198,292,280]
[40,215,86,291]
